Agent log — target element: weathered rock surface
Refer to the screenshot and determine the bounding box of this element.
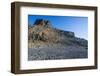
[28,19,88,60]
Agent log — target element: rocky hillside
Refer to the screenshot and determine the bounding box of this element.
[28,19,88,60]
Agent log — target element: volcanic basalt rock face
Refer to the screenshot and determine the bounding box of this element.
[28,19,88,60]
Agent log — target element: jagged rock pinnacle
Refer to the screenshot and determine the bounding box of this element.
[33,19,52,28]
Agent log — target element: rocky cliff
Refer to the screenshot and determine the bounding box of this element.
[28,19,88,60]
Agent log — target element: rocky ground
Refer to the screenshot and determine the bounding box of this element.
[28,40,88,60]
[28,44,87,60]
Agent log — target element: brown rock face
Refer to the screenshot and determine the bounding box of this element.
[28,19,87,48]
[28,19,59,43]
